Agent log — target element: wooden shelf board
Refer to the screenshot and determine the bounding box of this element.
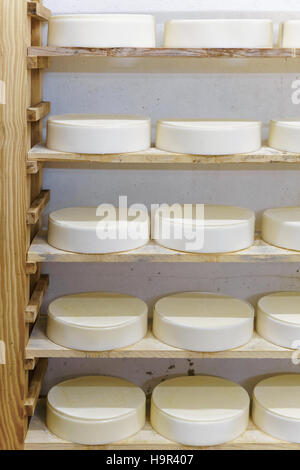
[25,400,298,450]
[28,230,300,264]
[27,102,51,123]
[28,144,300,166]
[28,46,300,59]
[26,316,294,360]
[27,2,51,22]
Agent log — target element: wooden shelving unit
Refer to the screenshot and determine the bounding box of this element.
[1,0,300,450]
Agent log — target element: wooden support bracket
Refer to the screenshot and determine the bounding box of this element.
[26,263,38,275]
[26,189,50,225]
[24,359,48,417]
[27,2,51,22]
[25,275,49,324]
[26,160,41,175]
[27,101,50,122]
[25,358,37,371]
[27,56,50,70]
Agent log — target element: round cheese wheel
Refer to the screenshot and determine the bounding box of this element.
[48,207,150,254]
[48,14,156,47]
[151,375,249,446]
[47,292,148,351]
[269,120,300,153]
[253,375,300,443]
[280,21,300,47]
[153,292,254,352]
[47,114,151,154]
[257,292,300,349]
[262,207,300,251]
[152,204,255,253]
[46,376,146,445]
[156,120,261,155]
[164,19,273,48]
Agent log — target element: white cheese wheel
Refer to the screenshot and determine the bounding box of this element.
[280,21,300,47]
[46,376,146,445]
[253,375,300,443]
[151,375,249,446]
[269,120,300,153]
[156,120,262,155]
[47,115,151,154]
[152,204,255,253]
[153,292,254,352]
[257,292,300,349]
[48,14,156,47]
[48,207,150,254]
[164,19,273,48]
[262,207,300,251]
[47,292,148,351]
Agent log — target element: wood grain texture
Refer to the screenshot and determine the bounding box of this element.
[25,275,49,323]
[26,190,50,225]
[26,316,295,360]
[24,359,48,416]
[27,56,50,69]
[0,0,29,450]
[27,2,51,22]
[28,230,300,263]
[26,160,41,174]
[25,400,299,450]
[28,46,300,58]
[27,101,50,122]
[28,144,300,165]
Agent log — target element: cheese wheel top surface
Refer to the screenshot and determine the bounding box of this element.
[258,292,300,325]
[155,204,254,227]
[271,120,300,128]
[158,119,261,130]
[49,207,149,228]
[48,292,148,329]
[254,375,300,420]
[48,376,146,421]
[155,292,254,328]
[48,114,150,128]
[263,207,300,224]
[152,376,249,422]
[51,14,154,21]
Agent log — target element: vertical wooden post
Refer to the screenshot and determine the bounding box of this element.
[0,0,29,450]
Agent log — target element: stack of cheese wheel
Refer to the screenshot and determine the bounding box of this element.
[46,376,146,445]
[153,292,254,352]
[279,21,300,47]
[163,19,273,48]
[47,115,151,154]
[48,14,156,47]
[262,207,300,251]
[152,204,255,253]
[257,292,300,349]
[47,292,148,351]
[151,375,250,446]
[48,207,150,254]
[269,120,300,153]
[156,120,262,155]
[253,375,300,443]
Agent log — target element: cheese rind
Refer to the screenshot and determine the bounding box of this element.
[257,292,300,349]
[280,21,300,47]
[47,292,148,351]
[47,114,151,154]
[48,14,156,47]
[152,204,255,253]
[156,120,262,155]
[153,292,254,352]
[48,207,150,254]
[269,120,300,153]
[46,376,146,445]
[253,375,300,443]
[262,207,300,251]
[164,19,273,48]
[151,375,249,446]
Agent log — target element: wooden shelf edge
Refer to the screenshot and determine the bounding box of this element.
[25,275,49,324]
[26,190,50,225]
[24,359,48,417]
[26,316,293,360]
[25,399,299,450]
[27,102,51,123]
[27,2,51,22]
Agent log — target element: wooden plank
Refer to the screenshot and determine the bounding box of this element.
[26,316,295,360]
[28,46,300,59]
[27,101,50,122]
[25,400,299,450]
[27,2,51,22]
[25,358,37,371]
[28,143,300,165]
[25,275,49,324]
[28,230,300,264]
[26,190,50,225]
[26,262,38,275]
[27,56,50,69]
[26,160,41,175]
[0,0,29,450]
[24,359,48,417]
